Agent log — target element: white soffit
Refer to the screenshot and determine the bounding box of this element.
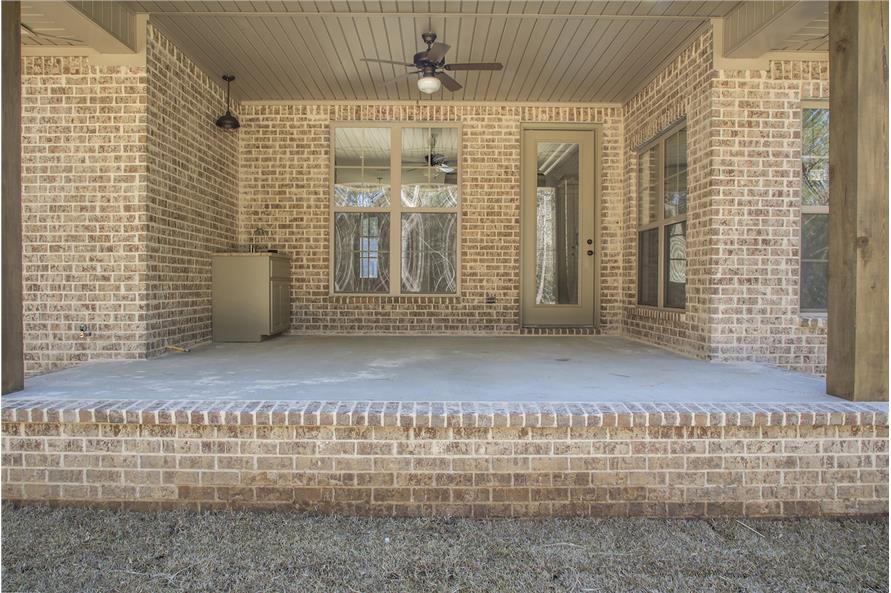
[129,1,740,103]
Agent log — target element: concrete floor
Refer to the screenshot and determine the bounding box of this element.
[9,336,839,403]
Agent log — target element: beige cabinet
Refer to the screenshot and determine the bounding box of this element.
[212,253,291,342]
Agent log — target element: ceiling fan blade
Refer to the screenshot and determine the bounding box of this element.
[444,62,503,71]
[379,70,421,86]
[361,58,415,67]
[436,71,462,92]
[425,42,451,63]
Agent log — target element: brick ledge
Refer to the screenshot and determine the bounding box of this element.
[2,398,886,428]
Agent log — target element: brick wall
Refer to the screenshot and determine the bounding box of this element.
[239,105,624,334]
[2,400,887,517]
[621,30,829,374]
[707,60,829,374]
[621,29,715,358]
[20,23,832,377]
[144,26,239,355]
[21,57,149,376]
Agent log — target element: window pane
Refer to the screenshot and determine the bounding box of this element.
[801,262,828,311]
[334,127,391,207]
[401,127,459,207]
[401,213,457,294]
[335,127,389,167]
[638,147,658,225]
[664,222,687,309]
[334,213,390,293]
[401,184,459,208]
[801,213,828,310]
[536,142,580,305]
[664,128,687,218]
[802,108,829,206]
[333,168,391,207]
[638,228,658,306]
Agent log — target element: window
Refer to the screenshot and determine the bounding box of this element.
[801,104,829,312]
[637,124,687,309]
[332,124,459,295]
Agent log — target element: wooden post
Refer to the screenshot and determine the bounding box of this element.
[2,1,23,394]
[827,1,889,401]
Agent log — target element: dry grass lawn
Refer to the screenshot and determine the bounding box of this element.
[1,504,887,593]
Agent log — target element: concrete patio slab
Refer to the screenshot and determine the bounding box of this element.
[10,336,837,403]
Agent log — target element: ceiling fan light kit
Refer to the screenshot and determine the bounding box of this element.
[361,32,503,96]
[215,74,240,130]
[417,73,442,94]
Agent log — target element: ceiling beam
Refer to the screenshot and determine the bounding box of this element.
[723,1,827,58]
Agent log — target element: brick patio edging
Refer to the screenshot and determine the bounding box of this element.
[2,399,888,517]
[1,399,887,428]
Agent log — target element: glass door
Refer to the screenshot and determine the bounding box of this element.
[521,129,596,327]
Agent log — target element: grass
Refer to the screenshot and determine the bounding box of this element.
[1,504,887,593]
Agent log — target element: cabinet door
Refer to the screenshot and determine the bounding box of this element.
[270,279,290,334]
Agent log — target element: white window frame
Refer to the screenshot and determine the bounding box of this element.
[636,120,688,310]
[329,121,462,296]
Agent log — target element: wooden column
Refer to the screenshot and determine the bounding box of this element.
[2,1,23,394]
[827,1,889,401]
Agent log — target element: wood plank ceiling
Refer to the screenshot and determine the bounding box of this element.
[131,1,740,103]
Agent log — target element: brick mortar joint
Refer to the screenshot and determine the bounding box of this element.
[2,399,887,429]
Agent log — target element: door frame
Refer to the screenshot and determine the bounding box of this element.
[519,123,602,328]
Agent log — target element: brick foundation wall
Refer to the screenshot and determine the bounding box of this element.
[21,57,149,376]
[2,400,887,517]
[145,26,239,355]
[239,105,624,334]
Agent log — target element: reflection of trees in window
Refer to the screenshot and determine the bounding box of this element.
[800,106,829,312]
[802,108,829,206]
[401,213,457,293]
[535,187,557,304]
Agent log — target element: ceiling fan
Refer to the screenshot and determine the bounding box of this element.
[404,133,457,175]
[361,32,503,94]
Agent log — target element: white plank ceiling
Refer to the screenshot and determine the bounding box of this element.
[130,1,741,103]
[775,8,828,52]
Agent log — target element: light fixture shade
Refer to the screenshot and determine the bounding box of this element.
[216,74,240,130]
[216,111,240,130]
[417,75,442,94]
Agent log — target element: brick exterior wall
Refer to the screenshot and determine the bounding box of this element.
[21,57,149,375]
[622,31,829,373]
[19,27,239,375]
[622,30,715,358]
[238,105,624,334]
[2,400,887,517]
[20,23,832,377]
[145,26,239,356]
[707,60,829,374]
